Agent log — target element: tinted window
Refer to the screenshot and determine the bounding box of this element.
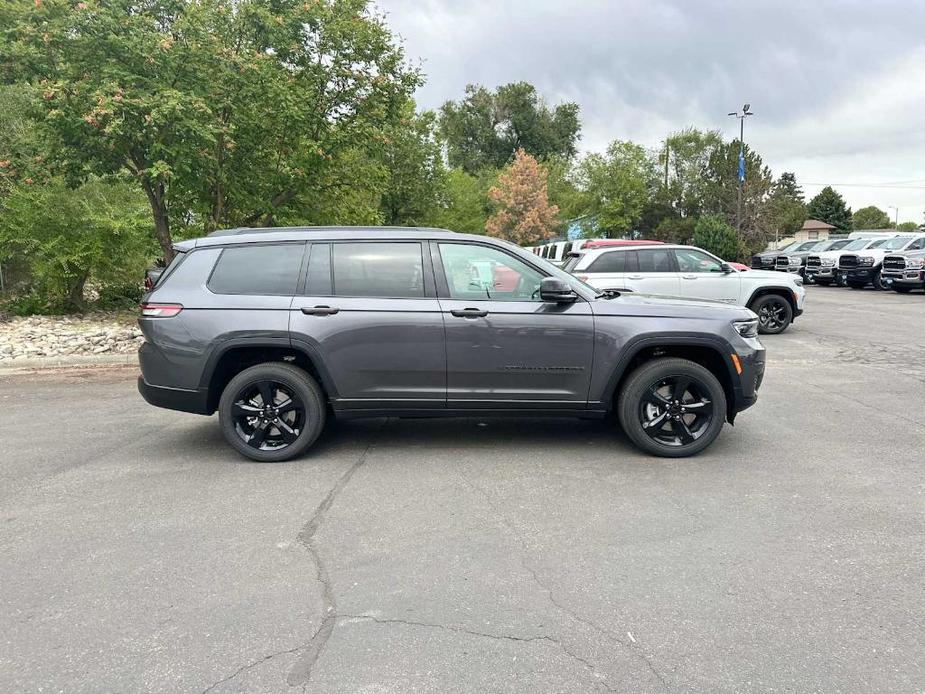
[907,238,925,251]
[305,243,332,295]
[587,251,626,273]
[332,242,425,298]
[208,244,303,295]
[439,243,544,301]
[636,248,676,272]
[674,248,723,273]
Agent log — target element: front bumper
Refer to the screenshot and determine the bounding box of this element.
[730,339,766,418]
[881,270,924,288]
[805,266,836,280]
[839,267,877,283]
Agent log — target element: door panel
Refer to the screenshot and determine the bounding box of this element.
[288,242,446,407]
[673,248,742,303]
[435,241,594,405]
[623,248,680,296]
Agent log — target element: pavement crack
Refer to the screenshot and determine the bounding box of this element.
[286,422,385,688]
[201,643,307,693]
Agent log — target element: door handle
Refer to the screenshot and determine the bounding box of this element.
[627,274,644,280]
[450,308,489,318]
[681,274,697,279]
[301,305,339,316]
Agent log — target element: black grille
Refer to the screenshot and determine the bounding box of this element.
[775,256,790,269]
[839,255,859,269]
[806,256,821,268]
[752,255,774,269]
[883,255,906,271]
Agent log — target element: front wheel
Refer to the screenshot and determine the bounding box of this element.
[874,271,890,291]
[617,358,727,458]
[219,363,326,462]
[750,294,793,334]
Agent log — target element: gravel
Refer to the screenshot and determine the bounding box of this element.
[0,313,143,362]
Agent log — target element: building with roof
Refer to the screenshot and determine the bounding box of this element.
[794,219,836,242]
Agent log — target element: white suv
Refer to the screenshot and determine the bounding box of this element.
[564,244,806,334]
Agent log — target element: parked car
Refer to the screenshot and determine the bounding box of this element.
[881,248,925,293]
[565,243,805,334]
[838,235,925,289]
[750,241,812,270]
[804,238,886,286]
[774,238,852,275]
[137,227,765,460]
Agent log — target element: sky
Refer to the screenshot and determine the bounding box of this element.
[373,0,925,225]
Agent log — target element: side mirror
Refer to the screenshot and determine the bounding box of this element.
[539,277,578,303]
[720,262,734,274]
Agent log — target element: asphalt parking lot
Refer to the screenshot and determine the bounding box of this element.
[1,286,924,693]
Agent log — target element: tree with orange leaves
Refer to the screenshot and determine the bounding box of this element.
[485,149,559,245]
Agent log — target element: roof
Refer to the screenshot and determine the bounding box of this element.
[801,219,836,230]
[178,225,469,250]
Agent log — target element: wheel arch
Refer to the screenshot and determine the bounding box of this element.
[601,335,740,422]
[745,286,797,312]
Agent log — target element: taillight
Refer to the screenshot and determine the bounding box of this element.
[139,302,183,318]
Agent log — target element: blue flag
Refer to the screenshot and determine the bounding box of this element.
[737,151,745,182]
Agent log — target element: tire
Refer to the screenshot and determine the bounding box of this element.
[219,363,326,462]
[874,271,890,291]
[617,358,727,458]
[750,294,793,335]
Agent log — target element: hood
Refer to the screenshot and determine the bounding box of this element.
[591,291,753,321]
[744,269,799,282]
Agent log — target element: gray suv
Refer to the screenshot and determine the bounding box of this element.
[138,227,766,460]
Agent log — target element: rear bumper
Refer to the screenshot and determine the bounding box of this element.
[138,376,211,415]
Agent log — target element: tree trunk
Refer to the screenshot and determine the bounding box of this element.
[66,272,88,313]
[141,180,174,262]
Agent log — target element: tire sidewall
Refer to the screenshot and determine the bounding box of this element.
[618,358,727,458]
[219,364,325,462]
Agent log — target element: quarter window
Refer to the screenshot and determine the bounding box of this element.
[208,243,304,295]
[586,251,626,273]
[332,242,425,298]
[674,248,724,273]
[439,243,545,301]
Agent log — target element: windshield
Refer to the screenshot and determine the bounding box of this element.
[824,239,851,251]
[795,241,819,251]
[843,239,871,251]
[881,236,914,250]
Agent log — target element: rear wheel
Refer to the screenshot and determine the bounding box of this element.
[750,294,793,334]
[219,363,326,462]
[617,358,727,458]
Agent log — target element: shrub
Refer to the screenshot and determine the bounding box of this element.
[692,214,741,261]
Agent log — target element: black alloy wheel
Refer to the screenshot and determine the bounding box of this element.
[617,358,727,458]
[638,376,713,448]
[219,363,326,462]
[231,380,305,452]
[751,294,793,335]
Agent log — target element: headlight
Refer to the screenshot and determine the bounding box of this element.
[733,319,759,339]
[907,259,924,269]
[858,256,875,266]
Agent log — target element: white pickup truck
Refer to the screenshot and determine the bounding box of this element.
[837,235,925,289]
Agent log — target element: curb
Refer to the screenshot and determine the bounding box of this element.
[0,352,137,374]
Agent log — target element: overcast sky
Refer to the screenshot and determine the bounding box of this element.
[374,0,925,224]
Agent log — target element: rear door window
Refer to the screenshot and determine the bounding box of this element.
[586,251,626,273]
[208,243,304,295]
[332,242,425,298]
[636,248,677,272]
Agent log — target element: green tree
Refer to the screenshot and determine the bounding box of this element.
[702,140,774,252]
[439,82,580,173]
[652,217,695,245]
[575,140,655,238]
[806,186,852,230]
[0,178,153,311]
[660,128,722,217]
[378,105,446,227]
[1,0,420,259]
[765,172,807,238]
[692,214,741,260]
[896,221,919,232]
[485,149,559,244]
[429,167,497,234]
[851,205,892,230]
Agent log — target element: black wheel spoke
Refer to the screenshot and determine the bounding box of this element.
[248,422,268,449]
[671,418,695,445]
[671,377,691,401]
[230,379,306,452]
[257,381,275,406]
[233,401,261,418]
[276,397,297,414]
[643,389,671,407]
[276,420,299,443]
[684,398,712,415]
[644,411,669,430]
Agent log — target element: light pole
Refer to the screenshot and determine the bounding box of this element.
[727,104,754,233]
[888,206,899,227]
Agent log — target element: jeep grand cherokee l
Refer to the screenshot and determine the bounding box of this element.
[138,227,765,461]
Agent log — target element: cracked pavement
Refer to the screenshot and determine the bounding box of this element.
[1,287,924,692]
